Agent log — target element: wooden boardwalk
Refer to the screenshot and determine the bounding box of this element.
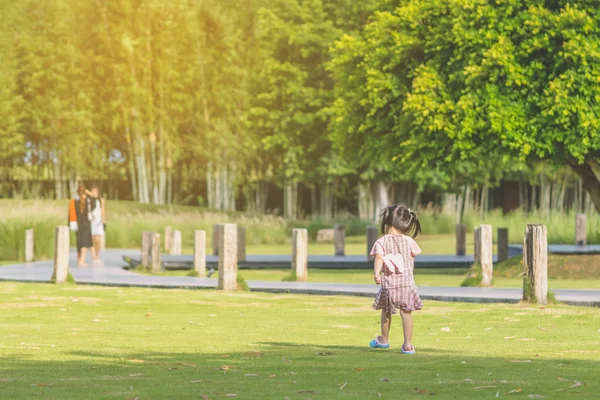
[0,249,598,307]
[122,253,494,270]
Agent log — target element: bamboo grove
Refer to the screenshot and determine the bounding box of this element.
[1,0,600,218]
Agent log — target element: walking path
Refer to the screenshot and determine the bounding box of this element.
[1,249,599,307]
[124,253,485,270]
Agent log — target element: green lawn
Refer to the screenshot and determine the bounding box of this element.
[158,268,600,290]
[0,282,597,399]
[203,233,487,256]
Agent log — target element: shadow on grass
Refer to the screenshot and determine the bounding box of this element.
[0,343,595,399]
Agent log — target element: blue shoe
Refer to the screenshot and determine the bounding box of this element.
[400,345,415,355]
[369,338,390,349]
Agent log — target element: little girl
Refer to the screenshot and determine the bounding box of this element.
[369,204,423,354]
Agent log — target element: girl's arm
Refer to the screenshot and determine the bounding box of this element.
[373,254,383,284]
[101,199,106,223]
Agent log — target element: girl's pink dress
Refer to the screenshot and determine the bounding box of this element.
[371,234,423,313]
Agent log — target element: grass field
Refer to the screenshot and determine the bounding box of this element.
[0,282,597,399]
[154,267,600,290]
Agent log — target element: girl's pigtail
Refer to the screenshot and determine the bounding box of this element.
[380,207,391,235]
[409,210,422,238]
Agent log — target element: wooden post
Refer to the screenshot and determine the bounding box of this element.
[523,224,548,305]
[25,228,34,262]
[334,224,345,256]
[480,224,493,286]
[456,224,466,256]
[237,226,246,262]
[292,228,308,282]
[497,228,509,262]
[194,230,206,277]
[473,227,481,264]
[170,230,182,255]
[164,226,173,252]
[218,224,238,291]
[575,214,587,246]
[141,232,151,268]
[212,224,222,256]
[366,226,378,261]
[150,233,161,273]
[52,226,69,283]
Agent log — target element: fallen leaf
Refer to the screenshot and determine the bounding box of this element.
[474,386,496,389]
[281,358,291,362]
[507,360,531,363]
[557,377,569,382]
[517,338,537,341]
[509,388,523,394]
[128,359,146,364]
[380,378,390,382]
[315,352,335,356]
[414,388,434,395]
[168,368,178,371]
[484,327,494,330]
[209,314,217,317]
[353,368,365,372]
[290,372,297,375]
[91,319,107,323]
[191,380,204,383]
[340,382,347,390]
[528,395,544,399]
[464,379,474,384]
[514,312,528,315]
[461,361,467,364]
[269,374,276,378]
[145,313,152,317]
[537,326,546,331]
[504,336,516,340]
[32,383,52,387]
[440,327,452,332]
[221,354,230,358]
[570,381,585,389]
[553,315,561,318]
[175,362,197,367]
[244,374,258,377]
[128,374,144,377]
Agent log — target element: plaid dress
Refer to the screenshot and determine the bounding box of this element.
[371,234,423,313]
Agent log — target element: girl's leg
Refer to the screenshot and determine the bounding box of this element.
[380,310,392,344]
[78,248,88,267]
[400,309,413,350]
[92,236,101,260]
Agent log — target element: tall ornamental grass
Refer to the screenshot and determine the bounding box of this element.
[1,200,597,261]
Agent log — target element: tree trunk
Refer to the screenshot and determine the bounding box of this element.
[320,182,333,219]
[358,182,373,220]
[480,186,488,218]
[530,185,537,212]
[310,186,318,218]
[568,160,600,215]
[463,185,471,215]
[53,158,63,200]
[284,180,297,219]
[373,181,390,221]
[125,126,138,202]
[150,133,159,205]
